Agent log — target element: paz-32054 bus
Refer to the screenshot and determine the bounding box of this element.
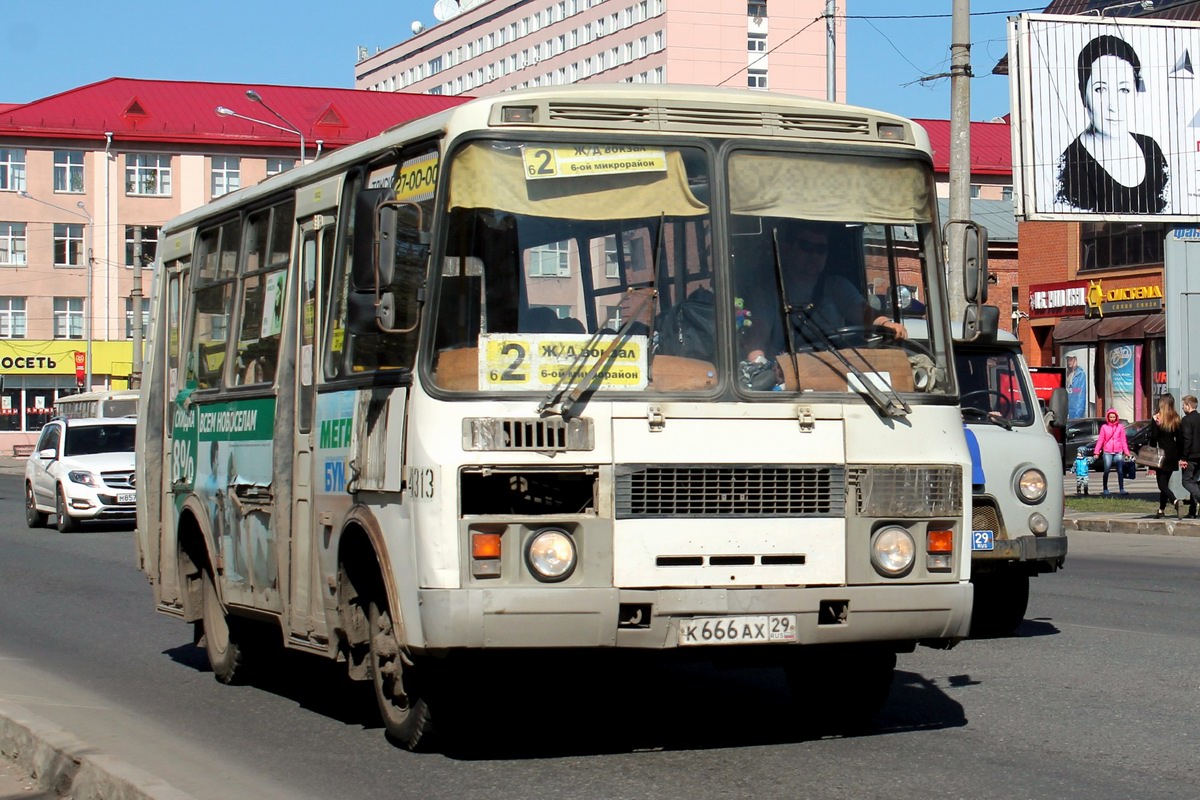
[137,85,980,750]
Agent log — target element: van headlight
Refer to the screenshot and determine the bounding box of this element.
[1017,468,1047,504]
[525,528,576,582]
[870,526,915,577]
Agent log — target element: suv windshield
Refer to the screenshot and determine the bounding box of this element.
[64,425,136,456]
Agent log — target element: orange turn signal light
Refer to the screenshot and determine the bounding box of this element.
[472,533,502,559]
[927,530,954,554]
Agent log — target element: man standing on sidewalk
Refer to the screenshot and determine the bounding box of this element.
[1178,395,1200,518]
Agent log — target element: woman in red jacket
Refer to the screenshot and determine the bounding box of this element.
[1094,408,1133,496]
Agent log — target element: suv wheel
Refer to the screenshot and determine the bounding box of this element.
[56,486,78,533]
[25,482,47,528]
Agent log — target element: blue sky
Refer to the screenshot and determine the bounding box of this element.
[4,1,1037,121]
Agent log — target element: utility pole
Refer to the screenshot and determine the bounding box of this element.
[131,227,143,390]
[826,0,837,102]
[947,0,972,324]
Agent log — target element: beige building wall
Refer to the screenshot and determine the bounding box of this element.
[356,0,843,100]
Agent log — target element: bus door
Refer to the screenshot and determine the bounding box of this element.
[156,268,188,606]
[288,213,336,640]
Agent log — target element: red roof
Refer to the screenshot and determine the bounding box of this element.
[912,118,1013,176]
[0,77,468,149]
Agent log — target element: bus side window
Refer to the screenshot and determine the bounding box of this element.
[190,221,240,389]
[233,199,294,386]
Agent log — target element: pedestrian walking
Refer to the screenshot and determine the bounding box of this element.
[1094,408,1132,496]
[1178,394,1200,518]
[1073,446,1092,496]
[1149,393,1185,517]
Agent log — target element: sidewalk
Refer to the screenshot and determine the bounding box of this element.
[1061,468,1200,537]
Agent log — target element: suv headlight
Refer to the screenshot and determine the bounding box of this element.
[1017,468,1047,503]
[67,470,97,486]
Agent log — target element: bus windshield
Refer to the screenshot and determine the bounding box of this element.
[427,139,951,401]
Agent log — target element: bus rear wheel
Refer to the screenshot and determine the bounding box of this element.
[369,600,434,750]
[202,569,248,684]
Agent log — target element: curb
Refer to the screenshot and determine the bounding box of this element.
[0,700,194,800]
[1063,515,1200,536]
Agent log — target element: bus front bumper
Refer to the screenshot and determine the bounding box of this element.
[416,583,972,650]
[970,533,1068,569]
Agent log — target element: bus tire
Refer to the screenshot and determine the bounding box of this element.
[784,646,896,730]
[25,483,47,528]
[970,573,1029,638]
[202,569,247,684]
[369,599,434,750]
[55,487,78,533]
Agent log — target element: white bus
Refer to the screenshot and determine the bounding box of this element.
[137,85,980,750]
[54,389,140,420]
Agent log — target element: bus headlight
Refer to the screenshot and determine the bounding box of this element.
[1017,468,1047,504]
[526,528,576,582]
[870,526,915,577]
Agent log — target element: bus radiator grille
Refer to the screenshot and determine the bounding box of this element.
[614,464,845,518]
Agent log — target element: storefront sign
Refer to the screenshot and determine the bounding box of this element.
[1029,280,1089,318]
[1084,279,1164,317]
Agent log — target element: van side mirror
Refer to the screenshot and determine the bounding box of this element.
[1046,387,1068,430]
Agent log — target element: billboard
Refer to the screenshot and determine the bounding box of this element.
[1010,14,1200,221]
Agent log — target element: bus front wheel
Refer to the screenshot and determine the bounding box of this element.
[369,600,434,750]
[970,573,1030,637]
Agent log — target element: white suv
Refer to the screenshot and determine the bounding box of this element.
[24,417,137,532]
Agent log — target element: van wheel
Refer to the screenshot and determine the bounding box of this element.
[25,483,47,528]
[201,569,247,684]
[55,487,77,533]
[970,573,1030,637]
[369,600,435,750]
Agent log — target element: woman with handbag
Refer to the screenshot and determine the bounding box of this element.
[1149,393,1185,517]
[1094,408,1132,496]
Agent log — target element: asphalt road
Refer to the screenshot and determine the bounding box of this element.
[2,468,1199,800]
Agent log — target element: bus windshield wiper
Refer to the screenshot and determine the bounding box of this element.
[771,229,909,418]
[540,214,665,419]
[790,304,911,418]
[538,287,656,418]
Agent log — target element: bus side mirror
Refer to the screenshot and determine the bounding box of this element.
[1046,387,1068,430]
[962,303,999,342]
[351,188,392,292]
[963,224,989,304]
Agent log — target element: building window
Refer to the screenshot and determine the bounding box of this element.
[604,235,619,278]
[0,297,27,338]
[1080,222,1166,271]
[211,156,240,198]
[125,297,150,340]
[53,297,84,339]
[969,184,982,199]
[266,157,295,176]
[0,148,26,192]
[1001,185,1014,201]
[748,68,768,89]
[529,240,571,277]
[53,223,85,267]
[0,223,26,266]
[748,0,767,18]
[748,32,767,52]
[54,151,86,193]
[125,226,160,267]
[126,153,172,196]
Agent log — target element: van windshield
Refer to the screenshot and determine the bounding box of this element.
[954,348,1036,427]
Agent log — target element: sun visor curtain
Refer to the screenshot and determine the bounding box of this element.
[1052,313,1164,343]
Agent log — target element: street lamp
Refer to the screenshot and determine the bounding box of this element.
[17,191,94,388]
[215,89,307,164]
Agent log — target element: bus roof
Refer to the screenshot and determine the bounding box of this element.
[158,84,932,241]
